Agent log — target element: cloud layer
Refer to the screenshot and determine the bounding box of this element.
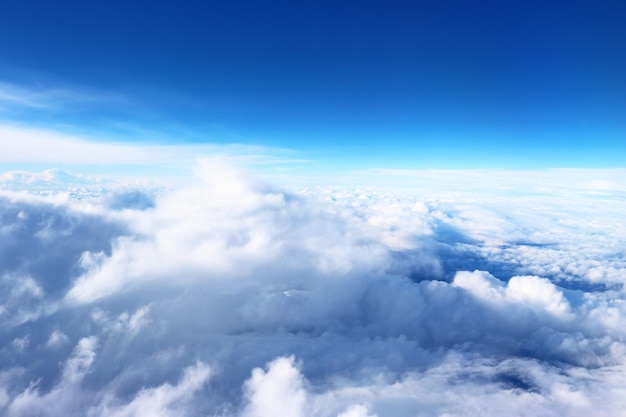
[0,162,625,416]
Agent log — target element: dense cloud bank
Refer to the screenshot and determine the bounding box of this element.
[1,163,625,416]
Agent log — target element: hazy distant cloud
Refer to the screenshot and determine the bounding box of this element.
[0,164,624,416]
[0,124,302,173]
[365,167,626,194]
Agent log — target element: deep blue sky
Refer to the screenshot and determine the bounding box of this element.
[1,0,625,169]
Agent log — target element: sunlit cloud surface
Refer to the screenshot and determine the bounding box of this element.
[0,163,625,416]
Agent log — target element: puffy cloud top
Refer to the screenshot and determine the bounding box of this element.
[0,164,625,416]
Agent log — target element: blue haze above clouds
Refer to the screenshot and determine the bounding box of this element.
[1,1,626,416]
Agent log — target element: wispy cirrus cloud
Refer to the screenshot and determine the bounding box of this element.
[0,81,128,112]
[0,80,309,176]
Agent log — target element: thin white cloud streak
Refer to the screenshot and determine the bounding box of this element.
[0,124,302,170]
[0,90,49,110]
[0,82,128,111]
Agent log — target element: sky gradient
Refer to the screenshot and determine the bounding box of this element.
[2,3,626,415]
[1,0,625,171]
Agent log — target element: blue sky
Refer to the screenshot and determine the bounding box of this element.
[1,0,625,172]
[2,3,626,415]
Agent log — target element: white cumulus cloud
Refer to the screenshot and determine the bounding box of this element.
[0,163,624,416]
